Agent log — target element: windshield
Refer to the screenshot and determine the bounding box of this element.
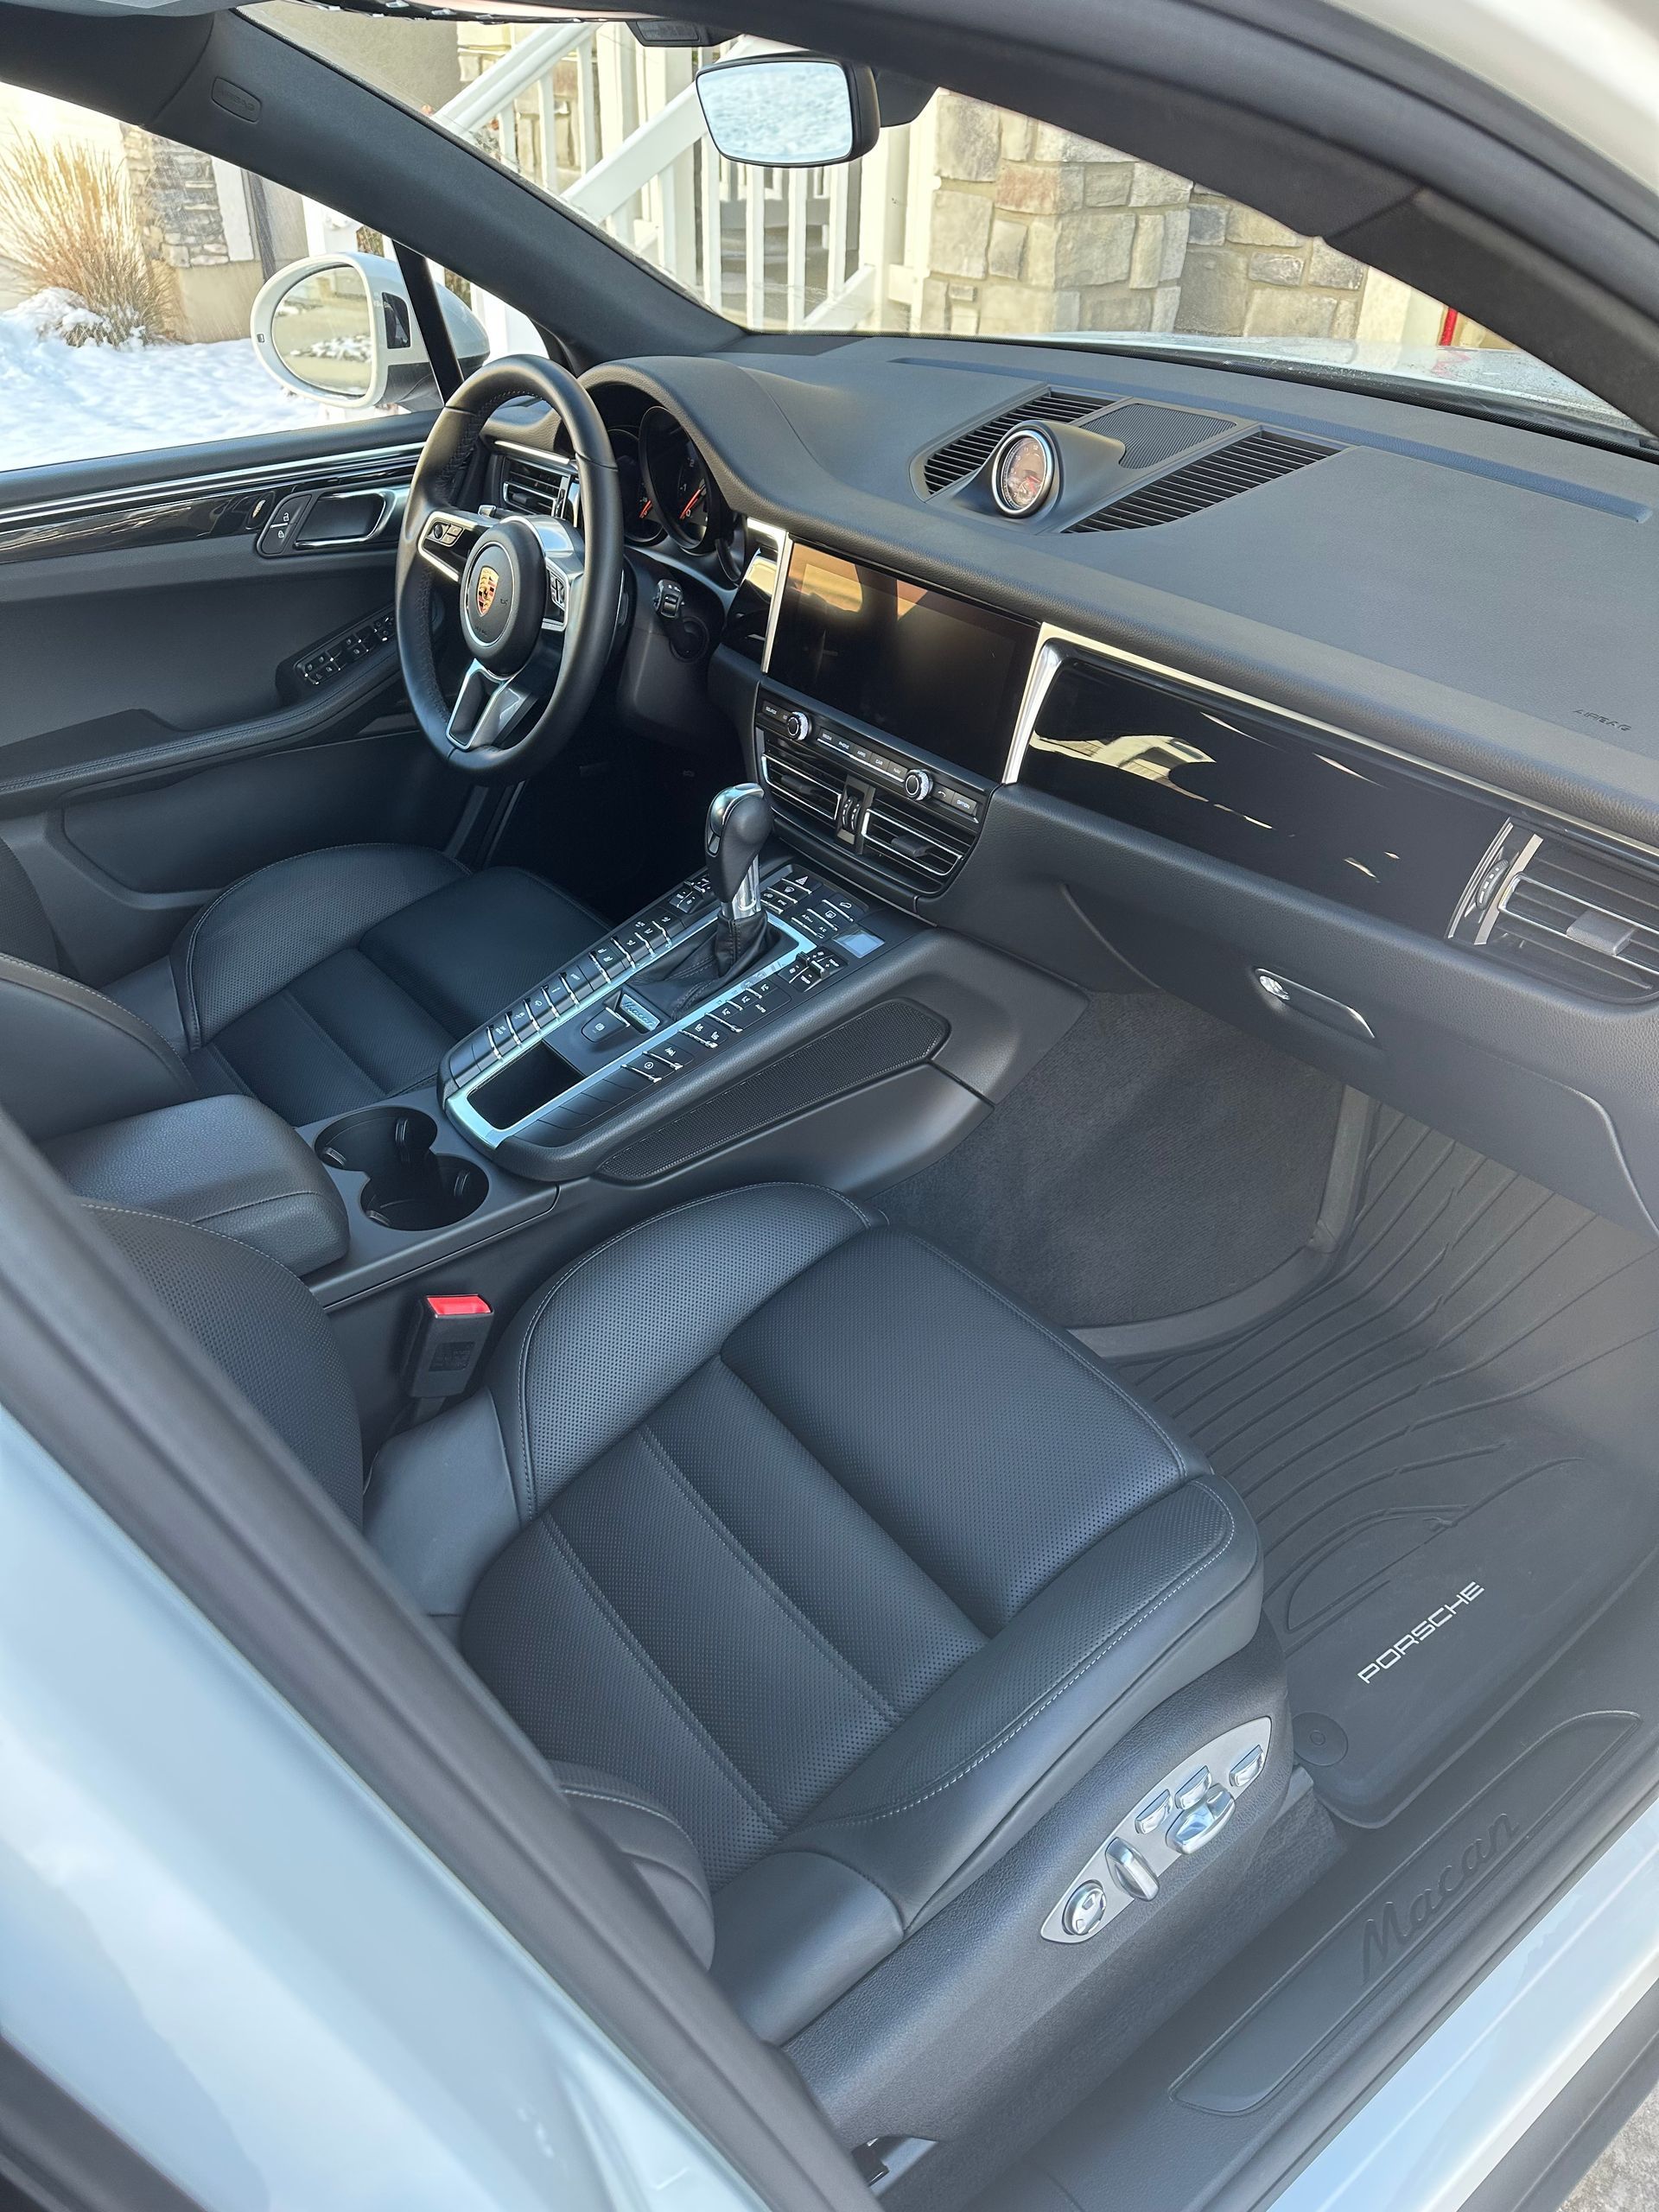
[251,10,1636,441]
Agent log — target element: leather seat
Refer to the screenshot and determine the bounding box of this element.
[87,1181,1262,2053]
[0,840,601,1137]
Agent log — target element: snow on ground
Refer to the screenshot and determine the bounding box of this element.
[0,295,338,474]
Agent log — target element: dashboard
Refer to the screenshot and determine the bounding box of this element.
[476,336,1659,1236]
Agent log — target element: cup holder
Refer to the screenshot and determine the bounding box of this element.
[314,1107,487,1232]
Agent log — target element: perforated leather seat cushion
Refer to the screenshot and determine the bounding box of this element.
[78,1176,1262,2047]
[0,842,602,1138]
[172,848,602,1124]
[459,1184,1261,2037]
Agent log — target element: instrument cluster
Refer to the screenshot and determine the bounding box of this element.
[638,403,749,583]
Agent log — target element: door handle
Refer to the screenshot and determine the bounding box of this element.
[294,485,407,549]
[257,484,407,556]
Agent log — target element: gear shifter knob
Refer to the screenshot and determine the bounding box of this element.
[706,781,772,932]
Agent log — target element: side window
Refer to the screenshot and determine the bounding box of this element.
[0,83,426,474]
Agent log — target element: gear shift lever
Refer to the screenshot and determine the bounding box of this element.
[706,782,772,972]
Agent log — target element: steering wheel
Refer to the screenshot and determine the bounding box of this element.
[395,356,624,779]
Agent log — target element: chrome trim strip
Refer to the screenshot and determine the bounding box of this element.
[1001,620,1659,872]
[445,908,816,1151]
[760,530,794,673]
[1269,1785,1659,2212]
[1003,632,1075,785]
[0,442,422,531]
[493,437,571,469]
[1478,832,1543,947]
[1447,820,1518,943]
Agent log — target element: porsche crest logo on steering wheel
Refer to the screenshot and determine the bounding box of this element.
[474,564,500,618]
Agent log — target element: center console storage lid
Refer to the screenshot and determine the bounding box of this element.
[46,1094,350,1279]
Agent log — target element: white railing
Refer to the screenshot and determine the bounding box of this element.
[434,25,903,334]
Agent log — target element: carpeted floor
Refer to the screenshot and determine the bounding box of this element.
[876,988,1344,1328]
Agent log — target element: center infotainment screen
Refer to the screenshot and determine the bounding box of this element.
[768,545,1037,780]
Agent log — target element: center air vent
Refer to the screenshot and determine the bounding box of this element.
[1066,428,1334,533]
[861,794,972,888]
[760,750,841,829]
[922,391,1108,494]
[498,454,567,517]
[1483,839,1659,1002]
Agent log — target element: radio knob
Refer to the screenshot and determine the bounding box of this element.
[783,709,812,743]
[903,766,934,803]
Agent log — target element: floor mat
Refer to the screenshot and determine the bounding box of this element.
[877,991,1342,1327]
[1125,1108,1659,1825]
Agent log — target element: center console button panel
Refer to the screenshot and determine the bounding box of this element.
[442,861,908,1165]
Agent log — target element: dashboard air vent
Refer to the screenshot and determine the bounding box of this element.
[760,750,840,829]
[1485,840,1659,1002]
[862,794,972,890]
[498,454,566,517]
[922,390,1108,493]
[1066,428,1335,533]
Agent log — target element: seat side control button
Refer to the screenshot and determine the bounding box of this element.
[1062,1880,1109,1939]
[1167,1785,1235,1856]
[1229,1745,1265,1792]
[1133,1790,1171,1836]
[1103,1840,1159,1901]
[1039,1718,1272,1944]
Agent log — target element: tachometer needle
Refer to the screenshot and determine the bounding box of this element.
[679,489,704,521]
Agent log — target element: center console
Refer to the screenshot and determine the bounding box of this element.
[439,838,918,1176]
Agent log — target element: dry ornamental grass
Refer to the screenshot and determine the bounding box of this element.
[0,131,176,345]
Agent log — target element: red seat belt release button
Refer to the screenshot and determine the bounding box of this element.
[402,1293,493,1398]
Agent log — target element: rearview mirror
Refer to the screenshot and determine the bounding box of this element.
[251,252,488,412]
[694,53,880,168]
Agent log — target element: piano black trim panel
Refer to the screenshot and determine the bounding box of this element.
[1017,652,1510,939]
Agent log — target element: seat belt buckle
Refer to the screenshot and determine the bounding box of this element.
[401,1293,493,1399]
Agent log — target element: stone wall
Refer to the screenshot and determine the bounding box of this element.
[918,99,1193,338]
[121,129,230,276]
[916,93,1371,344]
[1176,193,1365,340]
[120,128,283,343]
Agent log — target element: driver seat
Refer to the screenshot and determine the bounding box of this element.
[0,840,602,1139]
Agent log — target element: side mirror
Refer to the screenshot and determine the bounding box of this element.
[694,53,881,168]
[251,252,488,412]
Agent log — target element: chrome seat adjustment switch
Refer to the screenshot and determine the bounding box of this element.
[1229,1745,1265,1792]
[1039,1719,1272,1944]
[1167,1783,1236,1855]
[1062,1880,1109,1938]
[1104,1839,1160,1901]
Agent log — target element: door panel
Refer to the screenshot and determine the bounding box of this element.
[0,424,470,980]
[61,731,455,898]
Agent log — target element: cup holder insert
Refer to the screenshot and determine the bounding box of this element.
[314,1107,487,1232]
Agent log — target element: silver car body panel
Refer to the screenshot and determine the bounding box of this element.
[0,1405,760,2212]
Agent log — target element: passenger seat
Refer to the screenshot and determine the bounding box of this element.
[86,1182,1267,2124]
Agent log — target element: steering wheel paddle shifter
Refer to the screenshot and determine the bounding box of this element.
[706,782,772,973]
